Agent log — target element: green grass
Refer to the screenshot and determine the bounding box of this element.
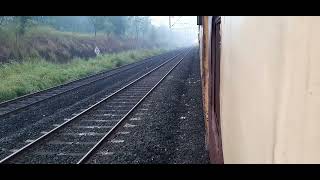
[0,48,166,103]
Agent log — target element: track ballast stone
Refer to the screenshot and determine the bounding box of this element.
[0,51,178,160]
[1,49,186,164]
[87,48,209,164]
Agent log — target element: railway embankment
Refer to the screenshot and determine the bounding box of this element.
[0,49,165,103]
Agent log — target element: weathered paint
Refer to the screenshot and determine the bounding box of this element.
[199,16,210,150]
[199,16,223,163]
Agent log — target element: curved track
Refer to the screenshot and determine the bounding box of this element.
[0,51,177,118]
[0,48,191,164]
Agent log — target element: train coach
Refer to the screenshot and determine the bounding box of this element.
[198,16,320,164]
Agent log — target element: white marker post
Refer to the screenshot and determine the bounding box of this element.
[94,46,100,56]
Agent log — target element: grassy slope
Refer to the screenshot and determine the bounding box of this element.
[0,25,156,63]
[0,48,165,103]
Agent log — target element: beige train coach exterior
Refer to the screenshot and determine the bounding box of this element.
[198,16,320,164]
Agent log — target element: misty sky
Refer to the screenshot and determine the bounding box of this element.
[150,16,197,29]
[150,16,198,44]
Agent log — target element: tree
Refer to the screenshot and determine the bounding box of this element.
[148,26,157,42]
[0,16,14,26]
[0,16,5,26]
[107,16,127,37]
[124,16,152,48]
[17,16,32,35]
[88,16,110,37]
[10,16,32,49]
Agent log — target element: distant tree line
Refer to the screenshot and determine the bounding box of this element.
[0,16,182,48]
[0,16,158,38]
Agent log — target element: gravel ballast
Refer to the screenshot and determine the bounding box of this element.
[87,48,209,164]
[0,51,179,160]
[5,49,186,164]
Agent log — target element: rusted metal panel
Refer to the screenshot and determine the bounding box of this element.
[208,16,223,164]
[199,16,224,164]
[199,16,211,153]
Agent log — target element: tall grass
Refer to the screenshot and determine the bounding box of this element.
[0,48,165,103]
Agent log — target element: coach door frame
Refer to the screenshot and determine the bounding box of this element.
[209,16,223,163]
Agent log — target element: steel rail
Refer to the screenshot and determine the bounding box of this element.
[77,48,192,164]
[0,51,174,106]
[0,51,177,118]
[0,48,186,164]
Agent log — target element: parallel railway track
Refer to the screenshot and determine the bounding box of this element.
[0,50,178,119]
[0,48,191,164]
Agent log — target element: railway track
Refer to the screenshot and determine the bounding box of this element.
[0,47,191,164]
[0,50,178,119]
[0,48,184,159]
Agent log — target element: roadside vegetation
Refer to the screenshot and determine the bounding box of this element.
[0,48,165,103]
[0,16,180,63]
[0,16,186,102]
